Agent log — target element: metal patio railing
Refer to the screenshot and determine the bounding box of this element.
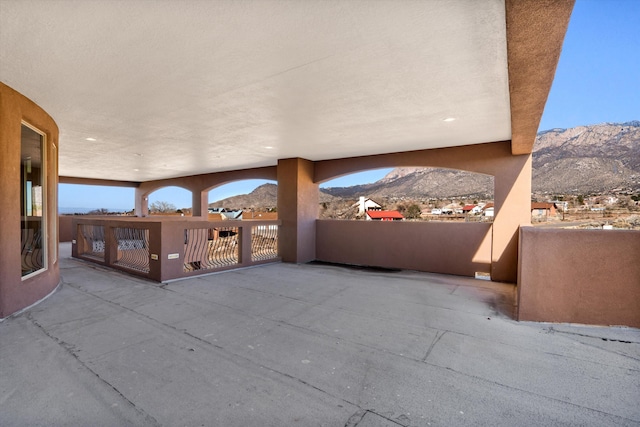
[73,217,280,282]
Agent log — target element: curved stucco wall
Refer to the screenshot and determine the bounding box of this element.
[0,83,60,318]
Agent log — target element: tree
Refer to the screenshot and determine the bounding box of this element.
[88,208,110,215]
[405,204,422,219]
[149,200,177,214]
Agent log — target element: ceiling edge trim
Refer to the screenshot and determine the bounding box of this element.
[59,176,141,188]
[506,0,575,155]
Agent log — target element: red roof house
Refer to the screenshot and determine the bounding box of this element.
[366,210,404,221]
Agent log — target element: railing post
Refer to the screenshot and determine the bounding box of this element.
[104,223,117,266]
[72,222,81,258]
[239,224,252,265]
[148,222,162,281]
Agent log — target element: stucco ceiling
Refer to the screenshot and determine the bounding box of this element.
[1,0,512,182]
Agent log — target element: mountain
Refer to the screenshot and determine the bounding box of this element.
[210,183,279,209]
[532,121,640,194]
[323,121,640,199]
[210,183,338,209]
[322,168,494,199]
[211,122,639,208]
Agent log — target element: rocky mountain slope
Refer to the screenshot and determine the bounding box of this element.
[211,183,338,209]
[324,121,640,199]
[323,168,494,199]
[212,122,639,208]
[532,121,640,194]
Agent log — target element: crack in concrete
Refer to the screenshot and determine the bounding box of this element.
[61,282,361,411]
[25,312,161,427]
[543,326,640,365]
[344,409,367,427]
[546,326,639,344]
[58,275,639,426]
[429,364,640,425]
[423,330,447,362]
[345,409,409,427]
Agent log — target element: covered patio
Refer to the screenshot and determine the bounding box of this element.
[2,1,639,424]
[2,243,639,426]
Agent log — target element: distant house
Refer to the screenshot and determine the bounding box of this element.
[531,202,557,217]
[352,196,382,216]
[221,210,243,220]
[482,203,495,217]
[462,204,484,214]
[366,210,404,221]
[442,203,461,214]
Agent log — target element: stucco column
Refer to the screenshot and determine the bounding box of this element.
[191,189,208,217]
[134,188,149,217]
[491,153,532,282]
[277,158,318,263]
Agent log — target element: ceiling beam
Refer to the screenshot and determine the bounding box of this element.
[59,176,140,188]
[506,0,575,155]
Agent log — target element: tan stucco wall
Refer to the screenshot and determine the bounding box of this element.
[0,83,60,318]
[59,215,73,242]
[315,141,531,283]
[518,227,640,328]
[317,220,492,277]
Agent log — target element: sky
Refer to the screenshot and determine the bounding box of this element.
[59,0,639,212]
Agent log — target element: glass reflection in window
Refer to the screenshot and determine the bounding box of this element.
[21,124,46,277]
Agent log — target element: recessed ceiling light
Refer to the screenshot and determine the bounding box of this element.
[443,117,456,122]
[133,168,140,172]
[264,146,274,149]
[85,137,97,141]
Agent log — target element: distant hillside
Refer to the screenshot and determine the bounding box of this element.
[210,122,639,209]
[210,183,279,210]
[210,183,338,209]
[323,168,494,200]
[324,121,640,199]
[532,121,640,194]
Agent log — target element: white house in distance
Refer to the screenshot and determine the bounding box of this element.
[353,196,382,216]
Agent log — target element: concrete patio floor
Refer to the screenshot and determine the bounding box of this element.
[1,243,639,426]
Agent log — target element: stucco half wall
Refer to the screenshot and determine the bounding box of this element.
[316,220,492,277]
[518,227,640,328]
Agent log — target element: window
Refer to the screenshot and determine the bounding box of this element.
[52,143,57,263]
[21,123,46,278]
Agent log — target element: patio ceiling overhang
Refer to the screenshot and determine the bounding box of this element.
[0,0,573,183]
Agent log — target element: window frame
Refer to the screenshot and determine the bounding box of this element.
[21,121,48,280]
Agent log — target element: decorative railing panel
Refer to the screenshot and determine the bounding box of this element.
[251,224,278,262]
[21,228,44,275]
[184,227,239,272]
[113,227,150,273]
[78,224,105,261]
[72,218,280,282]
